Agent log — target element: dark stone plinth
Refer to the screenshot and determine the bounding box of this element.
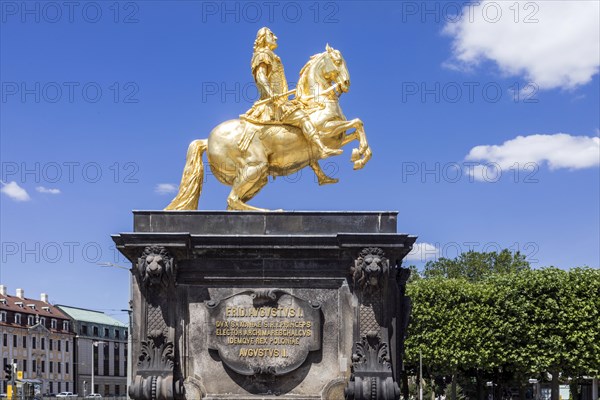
[113,211,416,400]
[132,210,399,235]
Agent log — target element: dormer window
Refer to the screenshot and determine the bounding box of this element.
[15,313,22,324]
[62,321,69,331]
[51,319,57,329]
[39,317,46,326]
[27,315,35,326]
[15,302,23,308]
[42,306,50,312]
[0,299,7,304]
[27,304,35,310]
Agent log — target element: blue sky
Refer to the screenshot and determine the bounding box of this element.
[1,1,599,323]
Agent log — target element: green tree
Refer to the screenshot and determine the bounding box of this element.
[423,249,530,281]
[404,250,599,400]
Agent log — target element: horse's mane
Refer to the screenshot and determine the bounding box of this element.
[297,52,325,98]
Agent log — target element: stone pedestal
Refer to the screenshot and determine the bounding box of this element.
[113,211,416,400]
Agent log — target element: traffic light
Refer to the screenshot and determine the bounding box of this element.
[4,363,12,380]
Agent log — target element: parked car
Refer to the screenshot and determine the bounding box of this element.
[55,393,77,398]
[86,394,103,399]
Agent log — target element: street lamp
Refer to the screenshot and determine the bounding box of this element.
[92,341,106,396]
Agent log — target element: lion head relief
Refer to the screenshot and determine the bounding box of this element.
[351,247,390,294]
[137,246,174,287]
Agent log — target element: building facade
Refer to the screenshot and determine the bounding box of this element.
[57,305,128,397]
[0,285,74,396]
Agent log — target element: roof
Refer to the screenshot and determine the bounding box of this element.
[0,294,70,320]
[56,305,127,327]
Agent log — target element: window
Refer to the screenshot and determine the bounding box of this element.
[41,361,45,373]
[82,325,88,335]
[49,382,53,393]
[49,361,53,373]
[66,362,69,374]
[62,321,69,331]
[22,336,27,348]
[115,329,120,339]
[58,382,61,393]
[12,335,17,347]
[27,315,35,325]
[115,385,120,396]
[104,385,109,396]
[124,330,128,340]
[114,345,120,376]
[66,382,69,391]
[66,340,69,352]
[32,337,36,349]
[93,326,99,336]
[51,319,57,329]
[103,343,109,375]
[57,340,61,351]
[0,311,6,322]
[22,359,27,372]
[32,360,36,372]
[14,313,21,324]
[39,317,45,326]
[41,338,45,350]
[104,328,109,337]
[49,339,53,351]
[58,362,61,374]
[3,333,7,346]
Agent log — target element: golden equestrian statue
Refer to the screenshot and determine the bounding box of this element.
[166,27,372,211]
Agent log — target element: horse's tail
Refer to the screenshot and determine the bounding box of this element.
[165,139,208,210]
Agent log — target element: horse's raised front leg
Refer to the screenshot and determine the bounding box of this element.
[310,161,339,185]
[323,119,372,170]
[227,162,269,211]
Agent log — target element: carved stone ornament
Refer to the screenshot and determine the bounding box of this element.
[129,332,183,400]
[136,246,175,288]
[345,333,400,400]
[351,247,390,295]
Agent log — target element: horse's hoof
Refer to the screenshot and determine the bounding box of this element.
[318,177,339,186]
[353,160,365,170]
[350,148,361,162]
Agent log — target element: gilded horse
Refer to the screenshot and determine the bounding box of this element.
[166,45,371,211]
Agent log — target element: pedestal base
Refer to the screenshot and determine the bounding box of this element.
[113,211,416,400]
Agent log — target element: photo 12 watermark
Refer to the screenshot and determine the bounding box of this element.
[401,81,539,104]
[399,161,540,184]
[200,1,340,24]
[407,241,540,264]
[1,1,140,24]
[399,1,540,24]
[1,81,140,104]
[1,241,130,266]
[1,161,140,184]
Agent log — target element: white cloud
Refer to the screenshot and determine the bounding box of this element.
[155,183,178,195]
[465,134,600,177]
[444,1,600,90]
[405,242,440,262]
[36,186,61,195]
[0,181,31,202]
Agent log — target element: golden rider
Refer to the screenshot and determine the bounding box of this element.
[243,27,342,158]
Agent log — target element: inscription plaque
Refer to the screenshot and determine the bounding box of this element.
[206,289,322,376]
